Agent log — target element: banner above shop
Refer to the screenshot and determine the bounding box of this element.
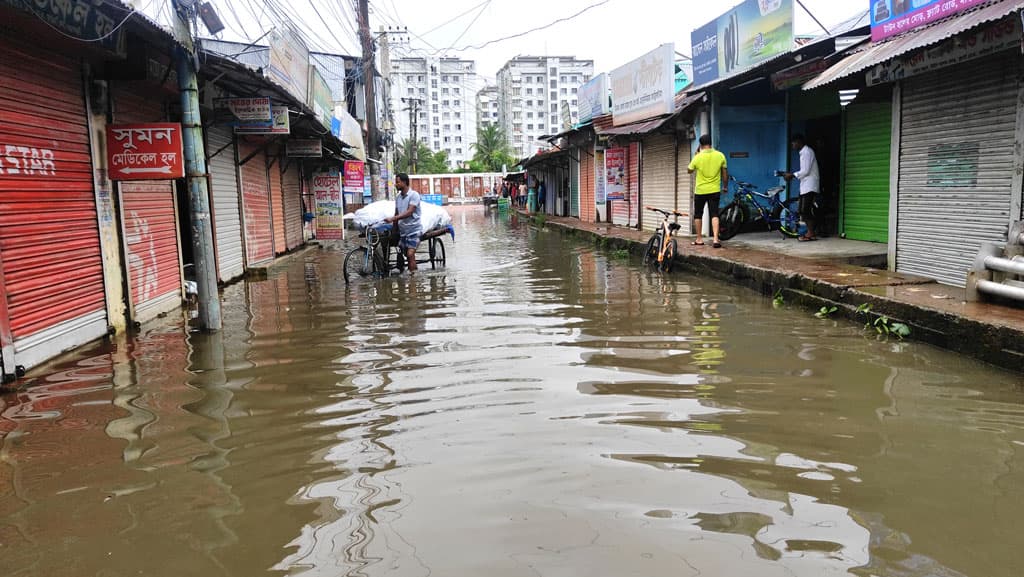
[2,0,125,53]
[286,138,323,157]
[343,160,365,195]
[106,123,184,181]
[236,105,290,135]
[691,0,795,87]
[610,44,675,126]
[578,73,610,125]
[214,97,272,126]
[308,67,333,130]
[870,0,989,42]
[867,13,1021,85]
[268,29,310,104]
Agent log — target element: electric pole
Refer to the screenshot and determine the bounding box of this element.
[172,0,222,331]
[358,0,383,201]
[402,97,421,173]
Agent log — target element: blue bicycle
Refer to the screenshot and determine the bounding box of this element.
[718,174,804,241]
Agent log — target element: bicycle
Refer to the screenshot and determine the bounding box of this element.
[343,223,448,283]
[643,205,687,272]
[718,175,805,241]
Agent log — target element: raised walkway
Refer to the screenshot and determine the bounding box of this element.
[532,213,1024,373]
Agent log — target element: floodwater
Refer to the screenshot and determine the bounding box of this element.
[2,208,1023,577]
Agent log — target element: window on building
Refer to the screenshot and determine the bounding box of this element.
[418,75,424,81]
[526,88,533,95]
[560,75,567,82]
[419,112,426,119]
[455,112,462,119]
[527,123,534,130]
[513,87,521,96]
[572,75,579,83]
[456,148,463,154]
[443,99,450,106]
[406,75,414,82]
[513,99,522,107]
[583,74,591,82]
[442,75,448,82]
[514,123,522,132]
[442,87,449,95]
[434,140,440,148]
[432,104,439,112]
[432,92,438,100]
[538,123,545,130]
[572,87,578,94]
[513,111,521,120]
[561,88,567,95]
[454,87,460,95]
[444,136,451,143]
[407,87,414,95]
[527,112,533,119]
[456,123,462,130]
[456,136,462,143]
[571,99,577,106]
[549,67,557,75]
[421,136,429,144]
[443,112,451,119]
[433,129,440,137]
[526,99,533,107]
[444,124,451,130]
[454,99,461,106]
[550,79,557,89]
[551,103,558,112]
[432,79,438,88]
[419,88,426,95]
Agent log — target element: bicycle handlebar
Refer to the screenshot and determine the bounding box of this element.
[644,205,688,218]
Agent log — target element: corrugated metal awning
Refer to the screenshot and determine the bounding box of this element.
[595,92,705,137]
[804,0,1024,89]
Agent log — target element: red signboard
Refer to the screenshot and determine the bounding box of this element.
[343,160,365,194]
[106,123,185,180]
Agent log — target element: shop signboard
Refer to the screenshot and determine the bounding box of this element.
[870,0,989,42]
[605,147,626,201]
[610,43,675,126]
[578,73,610,124]
[561,100,573,131]
[595,149,607,204]
[691,0,794,87]
[268,28,310,104]
[286,138,323,157]
[235,105,290,135]
[343,160,365,194]
[313,169,343,240]
[1,0,125,52]
[213,97,272,126]
[106,123,184,181]
[770,57,830,90]
[308,67,333,130]
[867,14,1021,85]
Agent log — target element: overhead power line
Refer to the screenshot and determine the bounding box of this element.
[420,0,492,37]
[432,0,492,56]
[454,0,609,51]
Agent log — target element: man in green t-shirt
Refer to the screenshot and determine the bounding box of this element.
[687,134,729,248]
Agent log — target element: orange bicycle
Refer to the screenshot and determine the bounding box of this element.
[643,206,687,272]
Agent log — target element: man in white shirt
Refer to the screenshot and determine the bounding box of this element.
[784,134,820,241]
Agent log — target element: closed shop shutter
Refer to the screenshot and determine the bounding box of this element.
[641,134,676,232]
[897,53,1018,287]
[843,101,892,243]
[238,141,274,265]
[206,125,245,283]
[269,153,285,255]
[580,147,595,222]
[676,138,694,233]
[112,85,183,324]
[0,37,107,371]
[612,143,641,227]
[570,156,579,218]
[282,162,303,251]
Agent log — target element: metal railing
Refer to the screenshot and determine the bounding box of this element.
[967,221,1024,304]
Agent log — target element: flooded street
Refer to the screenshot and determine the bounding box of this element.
[2,207,1023,577]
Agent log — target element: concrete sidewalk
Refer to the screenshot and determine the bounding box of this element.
[529,212,1024,373]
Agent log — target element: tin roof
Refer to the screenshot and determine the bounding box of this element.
[803,0,1024,89]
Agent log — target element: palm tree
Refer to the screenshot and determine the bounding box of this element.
[472,124,516,172]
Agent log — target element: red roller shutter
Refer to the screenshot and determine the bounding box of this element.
[112,84,183,323]
[238,141,273,265]
[628,141,640,228]
[0,35,107,371]
[269,153,285,255]
[282,162,303,251]
[580,147,595,223]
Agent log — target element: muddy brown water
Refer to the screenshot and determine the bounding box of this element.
[2,208,1023,577]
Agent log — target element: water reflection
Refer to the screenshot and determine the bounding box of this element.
[0,209,1021,577]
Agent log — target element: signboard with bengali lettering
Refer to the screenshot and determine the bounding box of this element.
[106,123,184,181]
[313,169,343,240]
[869,0,990,42]
[286,139,323,158]
[235,105,290,135]
[578,73,610,125]
[2,0,125,53]
[343,160,365,194]
[691,0,794,86]
[610,44,675,126]
[214,97,272,126]
[268,29,310,104]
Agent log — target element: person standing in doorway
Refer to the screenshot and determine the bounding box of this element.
[687,134,728,248]
[385,173,423,273]
[784,134,820,242]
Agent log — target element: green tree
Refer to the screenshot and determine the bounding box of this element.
[395,139,452,174]
[472,124,517,172]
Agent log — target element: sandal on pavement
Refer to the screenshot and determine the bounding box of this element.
[798,236,818,242]
[692,241,705,246]
[713,242,722,249]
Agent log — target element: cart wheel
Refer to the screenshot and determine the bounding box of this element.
[344,247,370,283]
[429,238,446,269]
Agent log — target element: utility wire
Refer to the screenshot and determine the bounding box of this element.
[432,0,492,56]
[420,0,492,37]
[305,0,358,53]
[795,0,830,35]
[455,0,609,51]
[29,4,137,42]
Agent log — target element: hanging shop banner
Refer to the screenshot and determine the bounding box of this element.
[610,43,675,126]
[595,149,607,205]
[106,123,184,181]
[691,0,794,87]
[870,0,989,42]
[605,147,626,201]
[771,57,830,91]
[286,138,323,157]
[313,169,343,240]
[308,67,333,130]
[343,160,365,194]
[1,0,125,53]
[235,105,290,135]
[268,29,310,104]
[213,97,272,126]
[578,73,610,125]
[866,14,1021,86]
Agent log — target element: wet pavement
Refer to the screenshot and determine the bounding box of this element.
[2,207,1023,577]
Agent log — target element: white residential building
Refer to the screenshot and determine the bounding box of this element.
[386,31,478,168]
[476,86,499,130]
[495,56,594,158]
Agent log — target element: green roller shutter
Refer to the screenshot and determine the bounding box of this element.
[843,102,892,243]
[570,158,579,218]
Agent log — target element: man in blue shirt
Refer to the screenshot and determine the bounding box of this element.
[385,173,422,272]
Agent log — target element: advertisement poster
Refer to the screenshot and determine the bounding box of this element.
[213,97,272,126]
[106,123,184,180]
[610,43,675,126]
[870,0,988,42]
[308,67,333,130]
[313,169,343,240]
[343,160,365,194]
[604,148,626,201]
[578,73,610,125]
[235,105,290,135]
[268,28,310,104]
[691,0,794,86]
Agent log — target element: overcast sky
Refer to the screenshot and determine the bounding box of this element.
[148,0,867,92]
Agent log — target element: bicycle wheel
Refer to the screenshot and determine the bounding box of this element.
[776,200,802,238]
[718,202,746,241]
[643,235,660,267]
[660,239,677,273]
[344,247,371,283]
[429,238,446,269]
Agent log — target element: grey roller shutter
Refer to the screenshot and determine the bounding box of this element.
[896,53,1019,287]
[206,125,245,283]
[641,134,677,232]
